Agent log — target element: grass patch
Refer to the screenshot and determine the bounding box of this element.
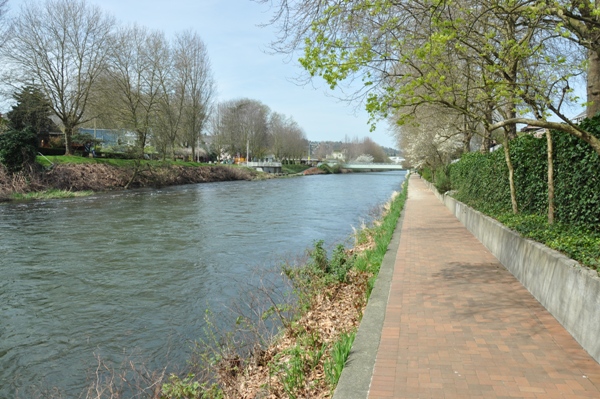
[324,331,356,387]
[35,155,213,168]
[282,164,311,174]
[11,189,94,201]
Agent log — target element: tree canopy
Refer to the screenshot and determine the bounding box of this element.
[263,0,600,156]
[6,86,58,133]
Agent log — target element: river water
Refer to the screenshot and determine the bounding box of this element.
[0,171,406,397]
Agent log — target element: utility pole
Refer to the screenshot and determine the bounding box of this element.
[246,137,250,164]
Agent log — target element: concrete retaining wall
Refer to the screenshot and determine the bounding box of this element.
[426,182,600,364]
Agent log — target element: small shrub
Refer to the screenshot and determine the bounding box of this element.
[161,373,201,399]
[329,244,354,283]
[433,166,452,193]
[310,240,329,273]
[0,128,38,173]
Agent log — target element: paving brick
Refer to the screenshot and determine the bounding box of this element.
[367,176,600,398]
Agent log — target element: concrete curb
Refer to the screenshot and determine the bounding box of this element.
[331,196,406,399]
[424,180,600,365]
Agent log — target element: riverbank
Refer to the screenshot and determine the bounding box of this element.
[0,161,266,202]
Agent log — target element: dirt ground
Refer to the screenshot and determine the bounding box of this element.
[0,163,261,201]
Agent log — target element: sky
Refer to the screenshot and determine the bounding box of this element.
[4,0,398,149]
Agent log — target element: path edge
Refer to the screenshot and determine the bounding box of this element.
[332,185,407,399]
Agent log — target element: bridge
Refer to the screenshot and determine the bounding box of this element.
[340,162,405,170]
[244,161,282,174]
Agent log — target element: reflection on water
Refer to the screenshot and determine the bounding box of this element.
[0,171,405,396]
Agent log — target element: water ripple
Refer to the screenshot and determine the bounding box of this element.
[0,171,405,397]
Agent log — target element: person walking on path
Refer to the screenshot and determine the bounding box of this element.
[368,175,600,398]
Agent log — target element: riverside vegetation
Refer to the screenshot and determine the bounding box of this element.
[422,116,600,272]
[0,155,275,202]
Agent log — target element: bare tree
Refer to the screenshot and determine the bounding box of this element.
[269,112,307,160]
[211,99,270,160]
[4,0,115,155]
[97,25,169,156]
[0,0,9,51]
[175,31,216,162]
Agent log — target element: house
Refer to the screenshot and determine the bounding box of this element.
[572,111,587,124]
[78,128,136,147]
[520,110,588,139]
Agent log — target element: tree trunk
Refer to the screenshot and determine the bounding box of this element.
[64,127,73,156]
[481,132,493,153]
[546,129,555,224]
[502,130,518,214]
[480,102,494,153]
[587,49,600,117]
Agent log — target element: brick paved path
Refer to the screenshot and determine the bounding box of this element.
[368,175,600,398]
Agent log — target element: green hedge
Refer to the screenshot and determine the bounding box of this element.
[450,116,600,230]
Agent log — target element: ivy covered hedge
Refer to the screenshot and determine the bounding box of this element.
[449,116,600,230]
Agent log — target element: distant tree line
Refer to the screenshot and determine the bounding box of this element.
[313,137,390,163]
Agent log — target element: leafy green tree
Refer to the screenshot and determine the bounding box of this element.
[264,0,600,156]
[6,86,58,133]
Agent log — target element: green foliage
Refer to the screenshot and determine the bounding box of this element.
[324,331,356,388]
[270,337,326,399]
[6,86,57,133]
[434,167,452,193]
[282,164,311,174]
[495,213,600,271]
[449,150,511,214]
[450,116,600,229]
[330,244,353,282]
[284,241,355,290]
[449,117,600,269]
[35,155,209,168]
[423,165,452,193]
[160,373,223,399]
[0,128,38,173]
[420,167,433,182]
[318,163,341,174]
[310,240,329,273]
[552,118,600,227]
[161,374,201,399]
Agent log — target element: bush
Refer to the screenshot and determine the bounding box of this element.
[0,128,38,173]
[318,163,341,174]
[450,119,600,229]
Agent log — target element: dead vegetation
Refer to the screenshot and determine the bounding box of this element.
[224,269,371,399]
[0,163,260,201]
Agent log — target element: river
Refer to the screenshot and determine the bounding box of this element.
[0,171,406,397]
